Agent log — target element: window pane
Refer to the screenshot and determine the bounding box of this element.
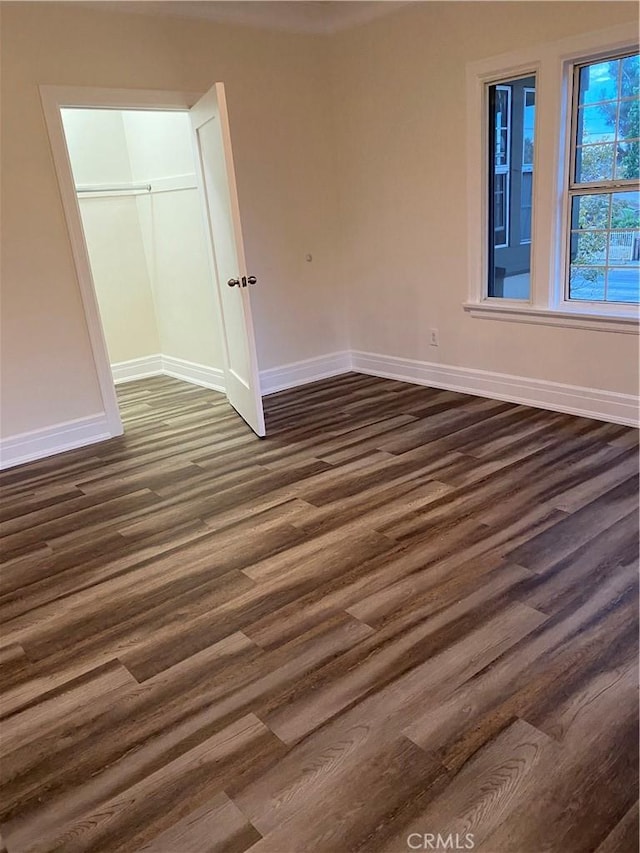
[617,100,639,140]
[571,193,610,229]
[579,60,619,105]
[488,75,535,299]
[621,54,639,97]
[569,190,640,303]
[607,232,639,265]
[611,191,640,228]
[615,141,640,180]
[607,268,640,303]
[569,266,606,300]
[575,143,615,182]
[573,230,607,264]
[578,104,616,143]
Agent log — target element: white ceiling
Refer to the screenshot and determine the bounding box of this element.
[74,1,414,35]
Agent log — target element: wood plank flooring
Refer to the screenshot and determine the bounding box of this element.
[0,374,638,853]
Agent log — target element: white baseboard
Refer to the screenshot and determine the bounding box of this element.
[0,414,113,470]
[161,355,225,392]
[351,350,640,427]
[4,349,636,471]
[111,354,224,392]
[114,351,352,397]
[260,351,352,395]
[111,354,164,384]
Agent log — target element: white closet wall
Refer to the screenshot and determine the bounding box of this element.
[123,111,225,371]
[61,108,224,379]
[61,109,161,364]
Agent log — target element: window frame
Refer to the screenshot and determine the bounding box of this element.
[464,23,639,334]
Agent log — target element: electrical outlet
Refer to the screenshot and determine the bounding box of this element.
[429,329,439,347]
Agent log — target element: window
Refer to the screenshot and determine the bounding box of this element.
[487,76,535,299]
[568,53,639,304]
[465,24,639,331]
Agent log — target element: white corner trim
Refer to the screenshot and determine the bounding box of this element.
[463,302,640,334]
[161,355,225,392]
[111,354,164,384]
[351,350,640,428]
[260,351,353,396]
[0,414,113,470]
[111,354,225,392]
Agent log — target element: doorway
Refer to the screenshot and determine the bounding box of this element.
[40,85,265,438]
[61,107,226,395]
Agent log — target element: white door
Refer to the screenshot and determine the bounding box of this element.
[190,84,265,436]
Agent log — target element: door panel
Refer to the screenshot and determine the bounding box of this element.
[190,84,265,436]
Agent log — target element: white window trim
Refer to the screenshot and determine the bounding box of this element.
[465,23,640,334]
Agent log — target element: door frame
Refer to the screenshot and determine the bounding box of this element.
[40,85,205,438]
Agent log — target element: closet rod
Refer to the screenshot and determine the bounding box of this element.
[76,184,152,193]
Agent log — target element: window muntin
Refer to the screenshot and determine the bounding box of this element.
[568,52,640,304]
[488,75,535,299]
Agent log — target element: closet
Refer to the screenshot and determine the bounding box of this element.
[61,108,225,391]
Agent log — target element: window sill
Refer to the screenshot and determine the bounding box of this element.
[463,301,639,334]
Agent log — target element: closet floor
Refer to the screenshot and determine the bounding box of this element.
[0,374,638,853]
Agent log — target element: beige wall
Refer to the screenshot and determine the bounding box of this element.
[1,2,638,443]
[329,1,639,395]
[0,3,344,437]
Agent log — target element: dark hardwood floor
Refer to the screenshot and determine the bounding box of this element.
[0,374,638,853]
